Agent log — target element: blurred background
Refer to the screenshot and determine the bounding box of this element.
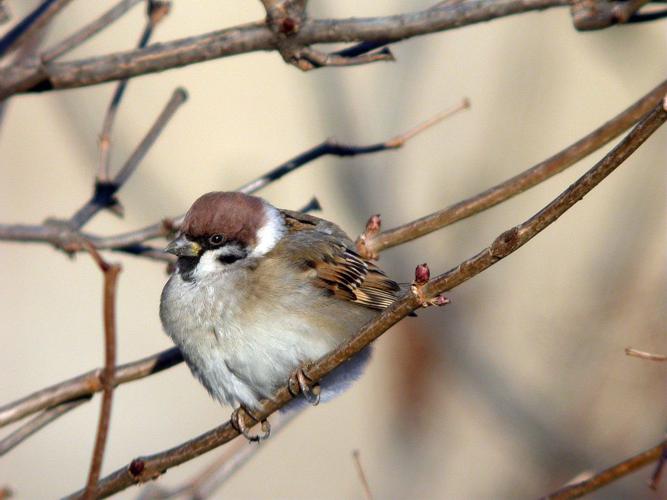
[1,1,666,498]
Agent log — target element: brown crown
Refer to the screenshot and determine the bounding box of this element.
[180,192,267,247]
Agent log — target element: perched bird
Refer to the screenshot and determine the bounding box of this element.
[160,191,401,439]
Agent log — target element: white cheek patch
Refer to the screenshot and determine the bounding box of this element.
[251,204,285,257]
[192,248,225,281]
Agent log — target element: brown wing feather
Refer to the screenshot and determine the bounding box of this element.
[277,210,400,311]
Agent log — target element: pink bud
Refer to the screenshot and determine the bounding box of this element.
[414,263,430,284]
[365,214,381,236]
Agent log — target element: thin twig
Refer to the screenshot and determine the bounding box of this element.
[359,78,667,257]
[66,85,667,500]
[624,347,667,362]
[0,397,90,456]
[41,0,144,63]
[0,0,71,59]
[66,100,466,250]
[542,439,667,499]
[69,87,188,229]
[96,0,171,183]
[81,242,122,500]
[352,450,374,500]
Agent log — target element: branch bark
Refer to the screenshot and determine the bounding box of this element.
[359,78,667,256]
[81,243,122,500]
[0,0,573,99]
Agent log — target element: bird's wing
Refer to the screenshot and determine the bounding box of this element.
[277,210,401,311]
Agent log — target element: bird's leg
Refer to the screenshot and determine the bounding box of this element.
[230,406,271,442]
[288,366,320,406]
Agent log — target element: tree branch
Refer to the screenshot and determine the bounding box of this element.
[0,100,462,254]
[0,347,182,429]
[81,243,122,500]
[65,87,667,500]
[0,396,90,456]
[358,78,667,257]
[0,0,577,99]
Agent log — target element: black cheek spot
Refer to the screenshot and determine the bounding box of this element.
[218,254,243,265]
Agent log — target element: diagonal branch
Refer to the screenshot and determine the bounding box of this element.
[41,0,145,63]
[79,101,467,250]
[0,348,183,429]
[69,87,187,230]
[65,87,667,500]
[95,0,171,185]
[0,0,72,59]
[541,439,667,499]
[0,396,90,456]
[358,78,667,257]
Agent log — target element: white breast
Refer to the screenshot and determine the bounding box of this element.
[160,268,337,410]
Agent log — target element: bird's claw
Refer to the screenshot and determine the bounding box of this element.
[288,367,320,406]
[230,406,270,442]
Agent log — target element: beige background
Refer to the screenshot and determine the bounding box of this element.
[1,1,666,499]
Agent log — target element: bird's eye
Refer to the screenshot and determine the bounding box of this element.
[208,234,224,246]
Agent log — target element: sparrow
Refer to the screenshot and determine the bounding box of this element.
[160,191,401,440]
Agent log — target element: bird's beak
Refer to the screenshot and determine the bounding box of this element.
[164,235,201,257]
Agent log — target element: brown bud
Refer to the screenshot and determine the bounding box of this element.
[280,17,296,34]
[129,458,145,477]
[414,263,430,285]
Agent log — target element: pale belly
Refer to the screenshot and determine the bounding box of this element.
[160,271,375,410]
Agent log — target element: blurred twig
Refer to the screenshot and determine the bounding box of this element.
[65,88,667,500]
[625,347,667,361]
[542,439,667,499]
[352,450,374,500]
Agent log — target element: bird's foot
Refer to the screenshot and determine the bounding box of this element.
[288,366,320,406]
[230,406,270,442]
